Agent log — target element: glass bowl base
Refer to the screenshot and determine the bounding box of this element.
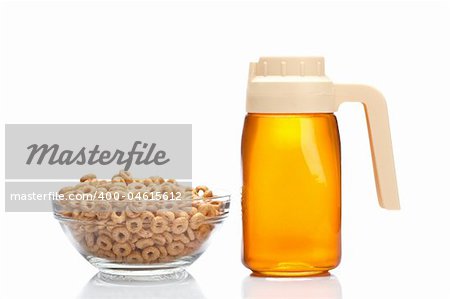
[98,267,188,282]
[87,255,199,281]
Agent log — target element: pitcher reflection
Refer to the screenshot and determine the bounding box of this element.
[242,274,342,299]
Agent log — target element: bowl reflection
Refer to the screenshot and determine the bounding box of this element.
[78,270,206,299]
[242,274,342,299]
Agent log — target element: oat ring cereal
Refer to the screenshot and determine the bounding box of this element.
[95,201,112,220]
[80,200,95,212]
[194,186,213,198]
[167,241,185,256]
[173,233,190,244]
[186,227,196,241]
[137,229,153,239]
[99,229,113,239]
[157,210,175,222]
[96,235,113,251]
[111,174,126,183]
[110,211,126,224]
[71,209,82,219]
[84,223,99,232]
[79,185,97,195]
[97,249,115,259]
[161,201,177,210]
[152,234,166,246]
[96,180,109,187]
[147,185,158,194]
[149,176,165,184]
[158,246,168,258]
[159,183,175,195]
[125,206,141,219]
[195,224,212,242]
[198,203,218,217]
[105,221,116,232]
[109,184,126,192]
[142,246,160,262]
[140,211,154,223]
[126,218,143,234]
[56,171,225,265]
[142,178,153,186]
[129,234,139,246]
[137,223,153,238]
[112,227,130,243]
[182,191,194,200]
[58,186,75,195]
[186,240,201,255]
[126,252,144,263]
[112,242,132,257]
[172,217,189,234]
[97,187,108,193]
[85,233,96,248]
[128,182,146,192]
[129,200,147,213]
[112,191,128,208]
[163,231,173,244]
[151,216,168,234]
[119,170,133,184]
[135,238,154,249]
[189,212,206,230]
[175,210,189,218]
[182,207,198,216]
[86,243,100,254]
[80,173,97,183]
[65,193,80,207]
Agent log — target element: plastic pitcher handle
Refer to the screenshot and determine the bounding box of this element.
[334,84,400,210]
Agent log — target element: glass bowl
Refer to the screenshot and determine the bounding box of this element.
[52,193,230,280]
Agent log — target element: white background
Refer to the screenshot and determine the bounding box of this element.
[1,1,450,298]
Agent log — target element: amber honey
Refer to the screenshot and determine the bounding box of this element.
[242,113,341,276]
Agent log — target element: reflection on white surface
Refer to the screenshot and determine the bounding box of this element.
[242,274,342,299]
[78,270,206,299]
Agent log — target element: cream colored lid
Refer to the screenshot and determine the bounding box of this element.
[247,57,335,113]
[246,56,400,210]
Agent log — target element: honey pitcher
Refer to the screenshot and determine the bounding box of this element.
[241,57,400,276]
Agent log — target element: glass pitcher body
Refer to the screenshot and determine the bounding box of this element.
[241,113,341,276]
